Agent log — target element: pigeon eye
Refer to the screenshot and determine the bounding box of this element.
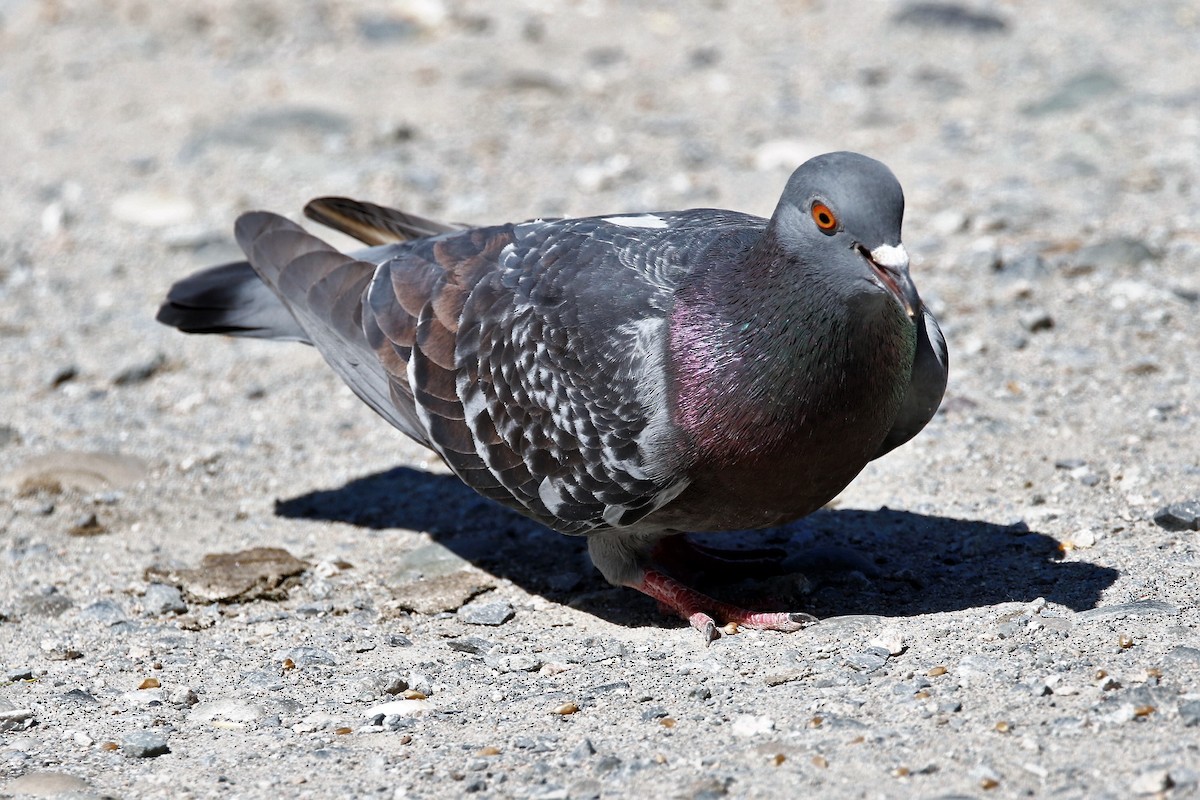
[811,203,838,233]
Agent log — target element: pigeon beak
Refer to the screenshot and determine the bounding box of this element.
[859,243,920,318]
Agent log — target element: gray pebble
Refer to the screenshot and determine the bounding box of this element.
[1153,501,1200,532]
[5,667,34,681]
[570,738,597,762]
[845,647,891,673]
[113,353,167,386]
[1179,701,1200,728]
[296,602,334,618]
[446,636,497,655]
[892,2,1008,33]
[1019,308,1054,333]
[458,599,515,626]
[1164,646,1200,665]
[78,599,127,626]
[121,731,170,758]
[483,653,542,673]
[1073,237,1155,272]
[19,591,73,618]
[143,583,187,615]
[1076,600,1181,622]
[61,689,99,704]
[278,646,337,667]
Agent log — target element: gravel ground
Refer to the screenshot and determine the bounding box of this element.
[2,1,1200,798]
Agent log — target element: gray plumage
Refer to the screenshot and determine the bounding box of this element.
[157,151,947,639]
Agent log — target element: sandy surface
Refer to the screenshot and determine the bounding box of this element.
[2,1,1200,798]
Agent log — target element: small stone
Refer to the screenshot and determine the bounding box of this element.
[1130,769,1173,795]
[78,599,127,625]
[893,2,1008,33]
[1073,237,1156,272]
[1019,309,1054,333]
[1153,501,1200,532]
[169,687,199,707]
[845,649,890,672]
[278,646,337,667]
[111,190,196,228]
[113,353,168,386]
[5,667,35,681]
[446,636,497,655]
[142,583,187,615]
[1164,646,1200,665]
[49,364,79,388]
[1179,700,1200,727]
[570,738,597,761]
[365,699,430,719]
[730,714,774,737]
[6,772,91,795]
[0,706,35,731]
[457,599,515,626]
[68,512,107,536]
[483,653,542,673]
[62,689,99,704]
[753,139,826,172]
[1069,529,1097,549]
[1076,600,1181,623]
[121,731,170,758]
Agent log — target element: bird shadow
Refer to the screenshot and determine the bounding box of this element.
[276,466,1120,628]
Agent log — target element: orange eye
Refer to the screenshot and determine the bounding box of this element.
[811,202,838,233]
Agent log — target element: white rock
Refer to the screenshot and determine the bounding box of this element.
[365,699,430,718]
[111,190,196,228]
[753,139,825,172]
[730,714,774,737]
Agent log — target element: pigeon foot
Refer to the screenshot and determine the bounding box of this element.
[634,569,817,643]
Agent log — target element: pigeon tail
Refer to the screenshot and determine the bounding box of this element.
[156,261,309,342]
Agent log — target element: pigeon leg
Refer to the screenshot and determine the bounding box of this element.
[632,569,817,642]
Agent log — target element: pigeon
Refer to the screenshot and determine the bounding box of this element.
[157,151,948,642]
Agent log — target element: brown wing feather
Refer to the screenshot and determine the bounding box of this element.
[304,197,463,245]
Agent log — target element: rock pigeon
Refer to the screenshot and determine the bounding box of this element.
[157,151,948,642]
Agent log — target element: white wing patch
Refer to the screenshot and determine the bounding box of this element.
[601,214,669,229]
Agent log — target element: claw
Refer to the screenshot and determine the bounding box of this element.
[631,569,817,642]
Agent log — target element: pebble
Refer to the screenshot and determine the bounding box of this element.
[1076,600,1180,623]
[142,583,187,615]
[78,599,127,625]
[892,2,1008,33]
[570,738,597,761]
[110,190,196,228]
[1129,769,1173,795]
[121,731,170,758]
[4,771,91,795]
[364,699,430,719]
[1073,237,1155,272]
[1152,501,1200,532]
[446,636,497,655]
[1179,700,1200,728]
[1022,68,1121,116]
[845,647,891,673]
[730,714,774,737]
[1019,308,1054,333]
[5,667,35,681]
[753,139,826,172]
[0,705,35,732]
[483,653,542,673]
[112,353,168,386]
[457,599,515,626]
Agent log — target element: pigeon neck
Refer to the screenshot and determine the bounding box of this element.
[668,228,914,466]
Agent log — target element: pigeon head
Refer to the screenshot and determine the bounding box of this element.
[769,151,920,318]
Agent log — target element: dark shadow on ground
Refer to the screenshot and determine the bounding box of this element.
[277,466,1120,628]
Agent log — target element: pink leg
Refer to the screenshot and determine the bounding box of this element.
[632,569,817,643]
